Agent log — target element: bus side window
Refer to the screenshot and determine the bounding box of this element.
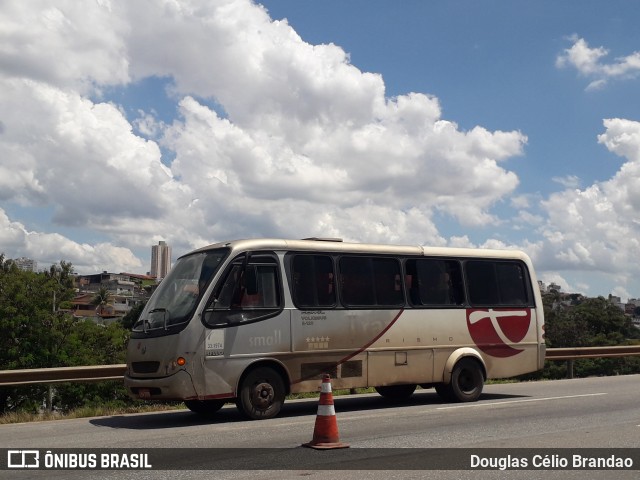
[292,255,336,308]
[497,263,528,305]
[408,259,462,306]
[237,266,261,307]
[465,261,499,305]
[405,262,420,305]
[444,261,465,305]
[216,265,242,309]
[465,260,529,307]
[257,265,279,307]
[339,256,402,307]
[205,256,282,327]
[372,258,403,305]
[339,257,375,306]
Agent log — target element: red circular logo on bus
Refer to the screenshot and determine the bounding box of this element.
[466,308,532,358]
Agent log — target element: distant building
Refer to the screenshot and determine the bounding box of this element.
[71,271,150,322]
[13,257,37,272]
[77,272,134,294]
[547,282,562,293]
[151,240,172,280]
[538,281,562,294]
[608,295,625,311]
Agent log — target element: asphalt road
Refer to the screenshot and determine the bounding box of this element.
[1,374,639,480]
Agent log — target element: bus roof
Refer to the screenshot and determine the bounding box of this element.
[187,238,533,263]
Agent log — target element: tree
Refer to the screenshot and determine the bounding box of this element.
[53,320,131,411]
[0,257,79,411]
[0,257,65,370]
[44,261,75,312]
[540,295,640,379]
[544,295,639,348]
[568,297,639,345]
[120,302,145,330]
[0,258,136,413]
[91,287,112,316]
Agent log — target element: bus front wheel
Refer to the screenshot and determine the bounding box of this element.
[236,367,285,420]
[436,358,484,403]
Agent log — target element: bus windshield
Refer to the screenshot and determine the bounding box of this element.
[133,249,228,334]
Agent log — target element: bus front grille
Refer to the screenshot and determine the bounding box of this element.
[131,361,160,374]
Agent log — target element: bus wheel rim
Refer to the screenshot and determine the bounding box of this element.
[251,382,274,409]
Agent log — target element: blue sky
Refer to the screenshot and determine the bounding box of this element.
[260,1,635,185]
[1,0,640,301]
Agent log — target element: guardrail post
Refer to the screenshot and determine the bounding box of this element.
[47,385,54,412]
[566,360,574,379]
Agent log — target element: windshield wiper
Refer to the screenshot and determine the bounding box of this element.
[147,308,170,332]
[134,318,149,333]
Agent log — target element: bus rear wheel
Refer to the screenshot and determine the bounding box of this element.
[375,384,417,402]
[184,399,225,416]
[436,358,484,403]
[236,367,285,420]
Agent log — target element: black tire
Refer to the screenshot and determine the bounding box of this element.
[236,367,285,420]
[438,358,484,403]
[184,399,225,416]
[435,383,454,402]
[375,384,417,402]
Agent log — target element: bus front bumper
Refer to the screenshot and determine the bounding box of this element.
[124,370,197,401]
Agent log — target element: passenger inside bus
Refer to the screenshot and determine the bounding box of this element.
[434,272,453,304]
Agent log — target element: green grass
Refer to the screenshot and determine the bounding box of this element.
[0,403,183,425]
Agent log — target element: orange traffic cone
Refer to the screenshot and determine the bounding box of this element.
[302,374,350,449]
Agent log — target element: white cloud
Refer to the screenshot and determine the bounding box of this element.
[0,208,142,273]
[537,119,640,294]
[0,0,529,274]
[597,118,640,160]
[557,35,640,90]
[0,1,130,93]
[0,209,26,250]
[0,77,177,226]
[133,110,166,139]
[538,272,574,293]
[551,175,581,189]
[511,194,533,209]
[2,0,637,304]
[515,210,544,227]
[585,79,607,92]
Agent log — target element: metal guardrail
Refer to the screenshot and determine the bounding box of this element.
[545,345,640,379]
[544,345,640,360]
[0,365,126,386]
[0,346,639,387]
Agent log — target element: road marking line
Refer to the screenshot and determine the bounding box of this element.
[436,392,607,410]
